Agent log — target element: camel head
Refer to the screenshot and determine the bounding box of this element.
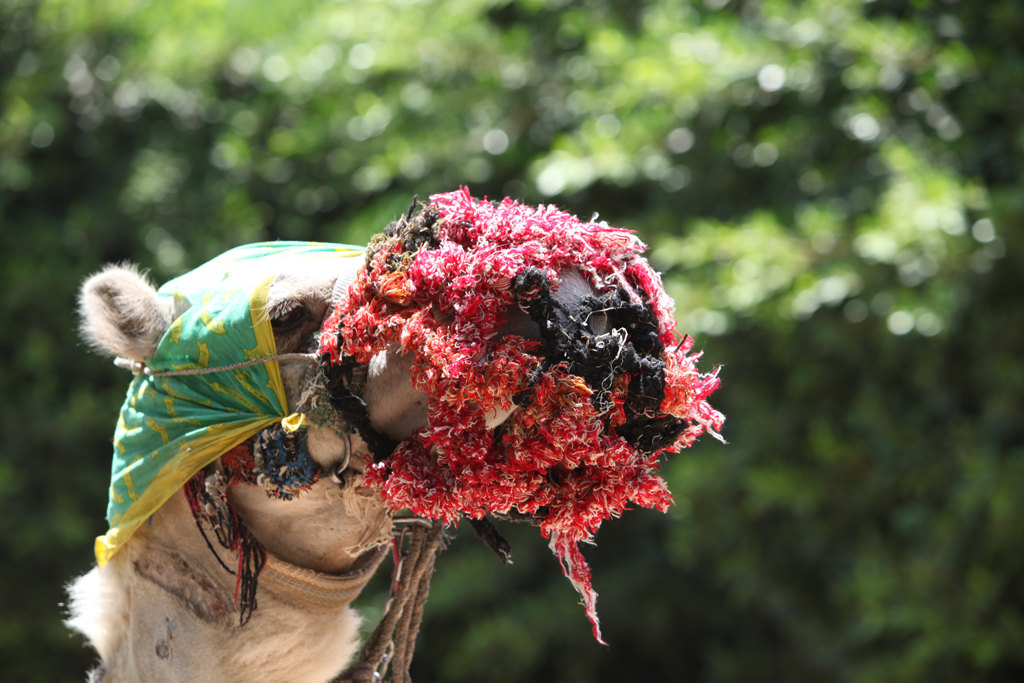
[78,245,393,574]
[68,190,724,683]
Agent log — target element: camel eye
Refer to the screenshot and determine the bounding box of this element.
[271,305,307,333]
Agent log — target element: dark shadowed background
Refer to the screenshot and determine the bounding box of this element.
[2,0,1022,680]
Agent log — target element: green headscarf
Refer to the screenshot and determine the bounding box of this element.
[97,242,364,566]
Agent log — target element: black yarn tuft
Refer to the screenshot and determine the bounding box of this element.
[512,268,687,456]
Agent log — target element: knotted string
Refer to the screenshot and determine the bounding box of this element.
[114,353,318,377]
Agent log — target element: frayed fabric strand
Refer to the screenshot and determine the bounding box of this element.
[184,429,324,624]
[183,462,267,626]
[319,188,724,642]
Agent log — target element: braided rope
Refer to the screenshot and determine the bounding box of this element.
[335,520,445,683]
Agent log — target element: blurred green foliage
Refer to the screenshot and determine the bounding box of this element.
[2,0,1022,680]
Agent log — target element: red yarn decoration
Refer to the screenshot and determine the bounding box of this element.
[320,188,724,643]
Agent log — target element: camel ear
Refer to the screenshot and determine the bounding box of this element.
[79,264,176,361]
